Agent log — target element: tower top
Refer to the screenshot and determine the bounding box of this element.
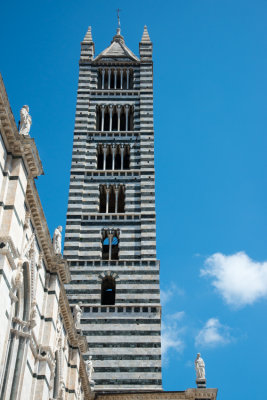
[141,25,151,43]
[82,26,93,43]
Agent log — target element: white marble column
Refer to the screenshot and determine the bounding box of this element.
[125,105,129,131]
[126,69,130,90]
[114,70,117,89]
[115,187,119,213]
[101,69,105,89]
[120,145,124,170]
[112,146,116,170]
[108,231,113,260]
[103,146,107,170]
[120,70,123,89]
[101,105,105,131]
[108,69,111,89]
[117,105,121,131]
[109,105,113,131]
[106,187,110,214]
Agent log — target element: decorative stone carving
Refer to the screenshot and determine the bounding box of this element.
[19,105,32,136]
[11,264,23,289]
[53,226,63,254]
[195,353,206,388]
[29,301,37,329]
[86,356,94,382]
[73,303,83,327]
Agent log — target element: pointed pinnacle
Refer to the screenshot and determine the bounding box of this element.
[83,26,93,43]
[141,25,151,43]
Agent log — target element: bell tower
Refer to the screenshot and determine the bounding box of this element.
[64,24,161,392]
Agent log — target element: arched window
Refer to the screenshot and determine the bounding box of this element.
[104,109,109,131]
[101,277,116,305]
[114,146,121,170]
[108,186,115,213]
[102,230,119,260]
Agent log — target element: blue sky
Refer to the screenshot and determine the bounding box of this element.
[1,1,267,398]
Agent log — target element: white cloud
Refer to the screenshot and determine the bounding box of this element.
[161,311,185,364]
[161,283,184,306]
[195,318,232,348]
[201,251,267,308]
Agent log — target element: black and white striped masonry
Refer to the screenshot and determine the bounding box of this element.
[64,25,161,392]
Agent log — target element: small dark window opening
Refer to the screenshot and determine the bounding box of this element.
[129,110,134,131]
[109,186,115,213]
[101,277,116,305]
[112,113,118,131]
[124,147,130,169]
[115,148,121,170]
[110,72,115,89]
[123,71,127,89]
[111,235,119,260]
[104,111,109,131]
[129,70,134,89]
[118,187,125,213]
[97,147,104,169]
[102,237,109,260]
[121,113,126,131]
[98,72,102,89]
[99,187,106,213]
[106,147,112,170]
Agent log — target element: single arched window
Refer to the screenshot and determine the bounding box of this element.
[101,277,116,305]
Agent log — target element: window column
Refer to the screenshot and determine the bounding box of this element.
[108,230,113,260]
[117,105,121,131]
[112,145,116,170]
[126,69,130,90]
[120,69,123,89]
[106,187,110,214]
[101,105,105,131]
[125,105,129,131]
[101,69,105,89]
[109,105,113,132]
[115,186,119,213]
[103,145,107,170]
[108,69,111,89]
[114,70,117,89]
[120,145,124,170]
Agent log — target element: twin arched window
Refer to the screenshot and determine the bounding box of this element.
[102,229,119,260]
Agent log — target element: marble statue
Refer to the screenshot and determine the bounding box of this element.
[12,265,23,289]
[195,353,205,380]
[19,105,32,136]
[73,303,83,327]
[86,356,94,381]
[53,226,62,254]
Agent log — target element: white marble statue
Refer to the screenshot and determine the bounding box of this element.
[12,265,23,289]
[19,105,32,136]
[195,353,205,380]
[73,303,83,327]
[86,356,94,382]
[53,226,62,254]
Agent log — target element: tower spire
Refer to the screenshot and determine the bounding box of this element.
[116,8,122,35]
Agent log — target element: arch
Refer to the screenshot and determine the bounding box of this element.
[102,235,109,260]
[114,146,121,170]
[106,146,112,170]
[111,234,119,260]
[99,186,106,213]
[118,186,125,213]
[101,276,116,305]
[123,146,130,170]
[97,145,104,170]
[104,109,109,131]
[108,186,115,213]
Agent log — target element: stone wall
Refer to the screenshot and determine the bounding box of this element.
[0,74,91,400]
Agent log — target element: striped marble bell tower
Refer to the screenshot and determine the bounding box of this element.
[64,24,162,392]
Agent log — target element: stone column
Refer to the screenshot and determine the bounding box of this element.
[120,145,124,170]
[109,105,113,131]
[106,187,110,214]
[125,105,129,131]
[101,105,105,132]
[115,186,119,213]
[126,69,130,90]
[117,105,121,131]
[103,146,107,170]
[112,146,116,170]
[114,70,117,89]
[101,69,105,89]
[108,69,111,89]
[108,231,113,260]
[120,70,123,89]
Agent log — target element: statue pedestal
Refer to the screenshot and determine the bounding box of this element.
[196,378,206,388]
[89,380,95,392]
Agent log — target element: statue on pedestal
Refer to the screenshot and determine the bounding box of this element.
[73,303,83,327]
[53,226,62,255]
[19,105,32,136]
[195,353,206,388]
[86,356,94,382]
